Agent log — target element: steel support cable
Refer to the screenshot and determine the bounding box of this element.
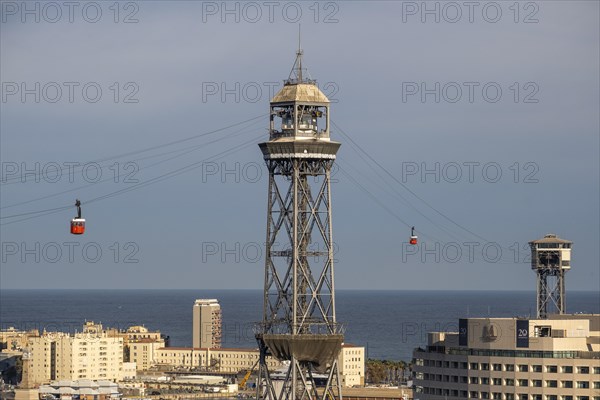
[332,121,521,264]
[337,158,466,243]
[1,120,263,210]
[0,134,262,226]
[338,164,518,265]
[1,114,266,185]
[332,120,492,243]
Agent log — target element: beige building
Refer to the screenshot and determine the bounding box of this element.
[413,314,600,399]
[26,322,124,386]
[152,344,365,387]
[192,299,222,349]
[123,325,164,371]
[122,325,162,344]
[0,327,38,352]
[339,344,365,387]
[154,347,281,372]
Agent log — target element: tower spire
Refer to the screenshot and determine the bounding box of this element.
[297,24,302,82]
[288,26,311,84]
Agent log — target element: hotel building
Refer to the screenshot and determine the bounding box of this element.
[413,314,600,399]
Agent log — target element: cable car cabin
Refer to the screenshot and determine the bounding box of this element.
[71,218,85,235]
[409,226,418,245]
[71,199,85,235]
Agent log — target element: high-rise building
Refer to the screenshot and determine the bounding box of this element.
[412,314,600,399]
[192,299,222,349]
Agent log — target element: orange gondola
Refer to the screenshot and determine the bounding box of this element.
[409,226,418,245]
[70,199,85,235]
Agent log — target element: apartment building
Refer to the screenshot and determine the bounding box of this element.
[26,322,123,385]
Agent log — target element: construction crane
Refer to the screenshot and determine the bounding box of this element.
[238,360,259,390]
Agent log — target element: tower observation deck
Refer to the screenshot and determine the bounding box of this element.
[255,47,344,400]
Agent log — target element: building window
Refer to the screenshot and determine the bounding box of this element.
[546,365,558,373]
[576,381,589,389]
[532,365,543,372]
[533,379,542,387]
[546,380,558,387]
[492,363,502,371]
[518,379,528,386]
[562,366,573,373]
[578,367,590,374]
[562,381,573,388]
[505,379,515,386]
[518,365,529,372]
[506,364,515,372]
[471,363,479,370]
[593,367,600,374]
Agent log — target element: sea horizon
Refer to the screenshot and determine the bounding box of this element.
[2,289,598,360]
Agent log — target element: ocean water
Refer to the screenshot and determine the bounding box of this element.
[0,290,598,360]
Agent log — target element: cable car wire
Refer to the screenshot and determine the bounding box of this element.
[333,120,497,244]
[1,119,264,210]
[0,134,262,226]
[0,114,266,185]
[333,121,521,264]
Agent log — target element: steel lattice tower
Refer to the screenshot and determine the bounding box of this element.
[529,234,573,319]
[255,48,344,400]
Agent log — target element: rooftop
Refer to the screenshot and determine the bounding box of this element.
[271,83,330,105]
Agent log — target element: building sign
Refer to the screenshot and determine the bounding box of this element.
[516,319,529,348]
[459,318,468,346]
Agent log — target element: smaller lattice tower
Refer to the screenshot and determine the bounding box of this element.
[529,234,573,319]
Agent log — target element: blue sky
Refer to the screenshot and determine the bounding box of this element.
[1,1,598,292]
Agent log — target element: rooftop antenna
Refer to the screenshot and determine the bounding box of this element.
[288,25,311,83]
[297,24,302,82]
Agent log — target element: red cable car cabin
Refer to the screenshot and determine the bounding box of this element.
[70,199,85,235]
[409,226,418,245]
[71,218,85,234]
